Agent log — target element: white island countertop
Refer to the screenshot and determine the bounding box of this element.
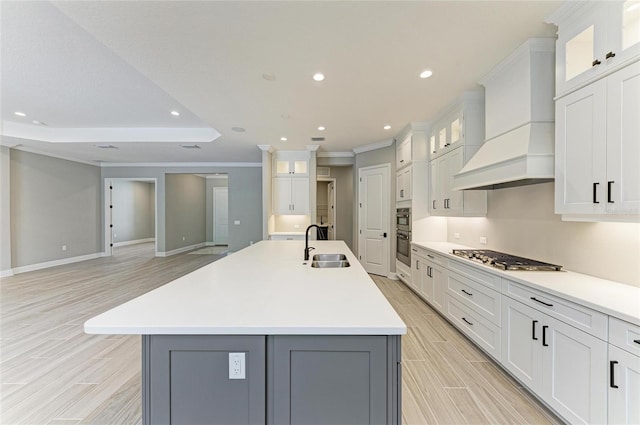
[85,241,407,335]
[413,241,640,326]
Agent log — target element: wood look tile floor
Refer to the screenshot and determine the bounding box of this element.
[1,244,562,424]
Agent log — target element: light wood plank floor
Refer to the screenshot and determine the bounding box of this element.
[1,244,562,424]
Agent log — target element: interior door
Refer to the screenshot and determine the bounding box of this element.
[213,187,228,245]
[358,164,390,276]
[327,182,335,240]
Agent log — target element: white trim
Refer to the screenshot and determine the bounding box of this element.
[11,252,103,275]
[100,162,262,168]
[9,145,100,166]
[306,145,320,152]
[157,242,206,257]
[0,269,14,278]
[388,272,399,280]
[317,177,337,241]
[257,144,274,152]
[205,242,217,246]
[317,151,355,158]
[213,186,229,245]
[352,139,394,154]
[205,175,229,180]
[479,38,555,86]
[113,238,155,247]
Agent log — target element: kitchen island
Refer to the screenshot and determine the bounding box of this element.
[85,240,406,425]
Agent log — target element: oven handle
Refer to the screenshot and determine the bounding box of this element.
[397,234,410,240]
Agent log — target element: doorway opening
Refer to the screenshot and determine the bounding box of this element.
[316,178,336,240]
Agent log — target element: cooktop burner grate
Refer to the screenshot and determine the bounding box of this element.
[451,249,562,271]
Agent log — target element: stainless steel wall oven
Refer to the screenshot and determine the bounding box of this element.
[396,208,411,266]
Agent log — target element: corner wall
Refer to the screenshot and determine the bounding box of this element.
[111,180,155,245]
[205,177,229,244]
[165,174,206,252]
[0,146,12,274]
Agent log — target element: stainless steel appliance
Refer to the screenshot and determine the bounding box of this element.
[396,208,411,266]
[451,249,562,271]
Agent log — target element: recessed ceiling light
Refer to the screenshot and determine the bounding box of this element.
[419,70,433,79]
[32,120,47,126]
[317,126,325,131]
[170,110,180,116]
[232,127,246,133]
[313,73,325,82]
[14,111,27,117]
[280,137,288,141]
[262,73,276,81]
[95,144,118,149]
[383,125,391,130]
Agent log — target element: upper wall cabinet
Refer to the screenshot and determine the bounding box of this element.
[549,0,640,96]
[396,126,428,170]
[396,135,412,170]
[274,151,309,176]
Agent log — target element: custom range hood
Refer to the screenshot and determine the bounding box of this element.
[453,38,556,190]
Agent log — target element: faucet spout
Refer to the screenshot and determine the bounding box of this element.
[304,224,321,261]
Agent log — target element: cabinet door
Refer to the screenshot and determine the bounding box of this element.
[437,154,450,214]
[410,254,424,294]
[430,262,446,313]
[421,259,433,302]
[501,297,543,393]
[447,148,464,213]
[555,79,608,214]
[270,335,392,425]
[607,60,640,214]
[541,314,608,425]
[608,344,640,425]
[397,167,412,200]
[273,178,292,214]
[608,1,640,67]
[290,178,309,214]
[429,159,439,214]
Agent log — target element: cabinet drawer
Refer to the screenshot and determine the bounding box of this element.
[447,271,501,326]
[445,295,501,361]
[504,280,608,340]
[396,260,412,286]
[448,259,501,291]
[609,317,640,357]
[411,246,444,266]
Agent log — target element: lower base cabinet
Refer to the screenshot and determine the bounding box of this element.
[608,345,640,424]
[143,334,401,425]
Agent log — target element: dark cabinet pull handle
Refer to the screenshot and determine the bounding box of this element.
[411,248,418,252]
[432,200,436,210]
[400,159,404,163]
[427,254,434,259]
[532,320,538,340]
[634,339,640,345]
[606,51,616,59]
[610,361,619,388]
[461,289,473,296]
[608,181,614,203]
[416,260,419,271]
[531,297,553,307]
[462,317,473,326]
[593,182,599,203]
[592,59,602,66]
[542,325,549,347]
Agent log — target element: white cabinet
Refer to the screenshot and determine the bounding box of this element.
[429,147,486,217]
[396,135,412,169]
[502,296,608,424]
[555,60,640,217]
[410,250,424,295]
[396,166,412,201]
[551,0,640,95]
[424,258,446,313]
[273,177,309,215]
[274,151,309,176]
[429,92,483,160]
[608,318,640,425]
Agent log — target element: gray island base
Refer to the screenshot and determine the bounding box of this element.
[85,241,406,425]
[143,334,401,425]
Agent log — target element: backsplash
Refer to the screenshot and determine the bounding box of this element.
[273,215,310,233]
[447,182,640,287]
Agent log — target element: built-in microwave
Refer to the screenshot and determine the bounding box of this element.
[396,208,411,232]
[396,208,411,266]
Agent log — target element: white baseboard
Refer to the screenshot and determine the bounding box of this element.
[11,252,103,275]
[113,238,155,247]
[388,272,399,280]
[0,269,14,278]
[157,242,205,257]
[205,242,216,246]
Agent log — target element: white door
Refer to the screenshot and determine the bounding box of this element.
[213,187,228,245]
[608,344,640,425]
[358,164,390,276]
[327,182,335,240]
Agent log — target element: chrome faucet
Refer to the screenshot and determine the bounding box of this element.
[304,224,320,261]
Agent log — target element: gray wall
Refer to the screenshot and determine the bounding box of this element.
[0,146,12,272]
[205,177,229,244]
[112,180,155,245]
[165,174,206,252]
[354,144,396,272]
[325,166,354,250]
[102,166,262,253]
[10,149,101,267]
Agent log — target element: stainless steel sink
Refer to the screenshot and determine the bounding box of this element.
[311,260,351,268]
[312,254,347,261]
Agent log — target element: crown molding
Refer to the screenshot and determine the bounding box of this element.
[9,145,100,167]
[306,144,320,152]
[352,139,394,154]
[257,144,273,152]
[100,162,261,168]
[316,151,355,158]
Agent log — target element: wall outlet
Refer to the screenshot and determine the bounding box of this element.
[229,352,246,380]
[479,236,488,245]
[234,220,240,225]
[454,232,461,240]
[62,245,67,251]
[182,236,186,241]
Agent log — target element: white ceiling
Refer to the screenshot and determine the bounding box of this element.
[0,1,561,165]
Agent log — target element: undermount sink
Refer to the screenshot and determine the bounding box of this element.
[312,254,347,261]
[311,260,351,268]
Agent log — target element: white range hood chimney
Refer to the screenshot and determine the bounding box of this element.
[453,38,556,190]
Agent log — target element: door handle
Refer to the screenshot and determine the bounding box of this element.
[416,260,419,270]
[462,317,473,326]
[432,200,436,210]
[532,320,538,340]
[380,232,387,238]
[608,181,614,203]
[610,361,619,388]
[593,182,599,204]
[461,289,473,296]
[542,325,549,347]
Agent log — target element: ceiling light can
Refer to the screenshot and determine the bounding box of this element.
[419,70,433,79]
[14,111,27,117]
[280,137,287,141]
[384,125,391,130]
[313,73,325,82]
[170,110,180,116]
[317,126,325,131]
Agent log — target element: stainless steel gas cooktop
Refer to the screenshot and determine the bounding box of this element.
[451,249,562,271]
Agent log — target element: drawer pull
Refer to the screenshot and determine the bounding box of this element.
[610,361,619,388]
[531,297,553,307]
[542,325,549,347]
[462,317,473,326]
[427,254,434,259]
[605,51,616,60]
[411,248,418,252]
[593,182,599,204]
[592,59,602,67]
[532,320,538,340]
[461,289,473,296]
[634,339,640,345]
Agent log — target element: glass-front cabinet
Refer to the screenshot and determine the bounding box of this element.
[552,0,640,95]
[273,151,309,176]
